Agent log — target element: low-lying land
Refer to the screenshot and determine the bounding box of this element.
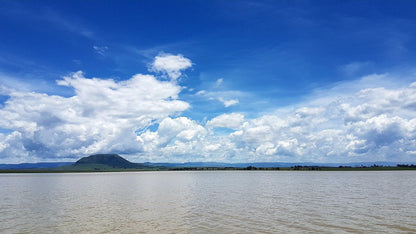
[1,154,416,173]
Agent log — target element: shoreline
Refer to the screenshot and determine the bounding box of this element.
[2,166,416,173]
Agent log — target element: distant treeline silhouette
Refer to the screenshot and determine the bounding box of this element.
[291,165,321,170]
[397,164,416,168]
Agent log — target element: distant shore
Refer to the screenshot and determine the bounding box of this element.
[1,165,416,173]
[2,154,415,173]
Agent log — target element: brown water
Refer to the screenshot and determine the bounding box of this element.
[0,171,415,233]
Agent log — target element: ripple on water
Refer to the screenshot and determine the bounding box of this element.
[0,171,416,233]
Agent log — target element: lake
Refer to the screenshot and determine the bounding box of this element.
[1,171,415,233]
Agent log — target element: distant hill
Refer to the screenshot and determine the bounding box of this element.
[75,154,137,167]
[0,162,73,170]
[0,155,412,171]
[60,154,154,171]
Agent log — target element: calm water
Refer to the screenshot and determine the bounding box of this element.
[0,171,415,233]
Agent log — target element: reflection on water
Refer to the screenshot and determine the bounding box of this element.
[1,171,415,233]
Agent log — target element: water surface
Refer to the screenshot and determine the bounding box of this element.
[1,171,415,233]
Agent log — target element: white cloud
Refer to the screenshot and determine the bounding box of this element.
[121,72,416,162]
[0,70,189,162]
[153,117,206,145]
[196,90,206,95]
[207,113,244,129]
[149,53,192,80]
[194,78,243,107]
[195,89,241,107]
[226,77,416,162]
[136,116,208,162]
[1,57,416,164]
[218,98,239,107]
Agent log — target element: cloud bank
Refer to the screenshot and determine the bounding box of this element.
[0,70,189,162]
[0,54,416,163]
[134,79,416,163]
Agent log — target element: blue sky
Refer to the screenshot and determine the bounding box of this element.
[1,0,416,163]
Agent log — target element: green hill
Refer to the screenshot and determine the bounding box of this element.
[58,154,154,171]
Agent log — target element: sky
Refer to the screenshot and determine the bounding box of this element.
[1,0,416,163]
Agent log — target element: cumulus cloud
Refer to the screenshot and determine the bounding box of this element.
[137,117,206,147]
[149,53,192,80]
[136,116,209,162]
[136,75,416,163]
[207,113,244,129]
[1,57,416,164]
[226,79,416,162]
[0,71,189,162]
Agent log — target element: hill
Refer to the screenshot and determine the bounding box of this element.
[59,154,155,171]
[75,154,137,167]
